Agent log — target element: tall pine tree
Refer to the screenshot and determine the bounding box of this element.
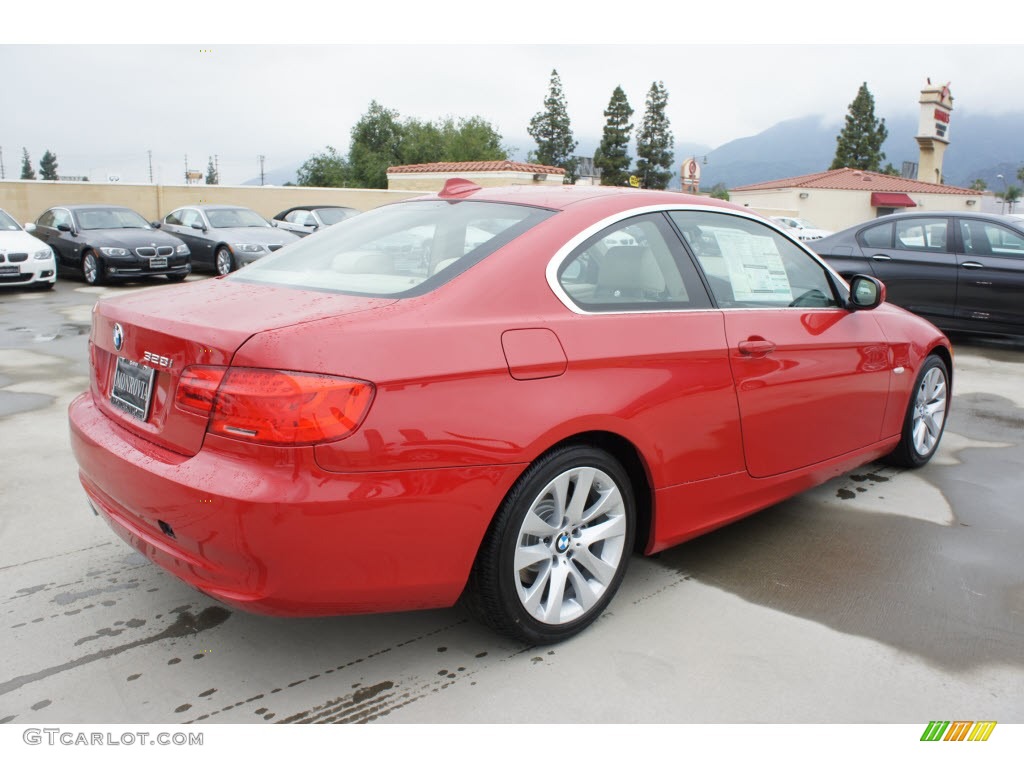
[528,69,578,182]
[594,86,634,187]
[20,148,36,180]
[830,83,888,171]
[206,156,219,185]
[40,150,58,180]
[635,81,674,190]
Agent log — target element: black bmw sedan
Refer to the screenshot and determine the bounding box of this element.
[812,211,1024,336]
[28,205,190,285]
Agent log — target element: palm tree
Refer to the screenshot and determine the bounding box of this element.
[996,184,1022,214]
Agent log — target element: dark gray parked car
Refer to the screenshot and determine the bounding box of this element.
[812,211,1024,336]
[159,204,299,275]
[28,205,190,285]
[272,205,359,237]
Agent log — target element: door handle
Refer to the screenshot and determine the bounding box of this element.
[960,261,984,269]
[871,254,892,261]
[738,339,777,356]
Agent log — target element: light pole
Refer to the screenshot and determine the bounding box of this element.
[997,174,1007,214]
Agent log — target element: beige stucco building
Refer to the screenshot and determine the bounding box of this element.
[386,160,565,191]
[728,168,982,232]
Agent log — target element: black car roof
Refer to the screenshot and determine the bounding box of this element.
[273,205,356,217]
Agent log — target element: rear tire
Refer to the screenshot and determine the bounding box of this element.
[885,354,949,468]
[463,444,635,644]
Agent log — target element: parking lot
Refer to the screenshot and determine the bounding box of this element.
[1,277,1023,724]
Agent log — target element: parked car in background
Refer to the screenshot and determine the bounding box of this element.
[812,210,1024,336]
[272,205,360,237]
[159,204,300,275]
[770,216,833,242]
[28,205,190,286]
[70,181,951,645]
[0,207,56,289]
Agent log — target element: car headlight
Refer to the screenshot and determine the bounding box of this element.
[32,248,54,260]
[233,243,265,254]
[175,244,190,255]
[99,247,130,257]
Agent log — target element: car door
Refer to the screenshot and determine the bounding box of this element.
[279,210,314,237]
[43,208,81,269]
[855,216,957,325]
[169,209,215,269]
[669,210,892,479]
[955,217,1024,332]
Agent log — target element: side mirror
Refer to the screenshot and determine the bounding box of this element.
[309,223,319,231]
[57,223,74,234]
[191,222,207,232]
[847,275,886,310]
[151,220,161,228]
[24,223,36,233]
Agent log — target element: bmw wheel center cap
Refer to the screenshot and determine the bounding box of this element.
[555,532,570,553]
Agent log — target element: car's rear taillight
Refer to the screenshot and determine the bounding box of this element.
[175,366,374,445]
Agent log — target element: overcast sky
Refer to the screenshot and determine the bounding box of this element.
[3,6,1021,185]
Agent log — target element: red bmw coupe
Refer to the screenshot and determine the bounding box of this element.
[69,181,951,644]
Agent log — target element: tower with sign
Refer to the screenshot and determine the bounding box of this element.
[915,80,953,185]
[681,157,701,193]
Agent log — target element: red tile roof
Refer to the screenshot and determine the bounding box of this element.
[731,167,976,196]
[387,160,565,175]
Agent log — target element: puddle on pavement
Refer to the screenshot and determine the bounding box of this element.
[653,391,1024,672]
[5,323,90,343]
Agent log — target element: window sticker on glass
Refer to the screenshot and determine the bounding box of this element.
[711,231,793,303]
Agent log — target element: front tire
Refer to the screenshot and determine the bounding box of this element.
[215,247,235,276]
[886,354,949,468]
[464,445,635,644]
[82,251,105,285]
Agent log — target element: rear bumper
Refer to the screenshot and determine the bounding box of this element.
[69,392,524,616]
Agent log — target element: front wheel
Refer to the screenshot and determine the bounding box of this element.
[463,445,635,644]
[82,251,105,285]
[215,247,235,276]
[885,354,949,468]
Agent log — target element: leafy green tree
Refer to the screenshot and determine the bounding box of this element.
[594,86,634,187]
[635,81,674,190]
[348,101,404,188]
[881,163,900,176]
[20,147,36,180]
[997,184,1022,214]
[528,69,578,182]
[205,157,219,185]
[438,116,506,162]
[400,119,446,166]
[969,178,987,191]
[1017,166,1024,185]
[709,183,730,201]
[39,150,58,180]
[297,145,353,188]
[830,82,888,171]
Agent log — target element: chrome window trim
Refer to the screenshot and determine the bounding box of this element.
[545,203,849,316]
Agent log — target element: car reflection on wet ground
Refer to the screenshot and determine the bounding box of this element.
[1,279,1022,724]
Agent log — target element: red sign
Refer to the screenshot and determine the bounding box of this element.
[934,109,950,124]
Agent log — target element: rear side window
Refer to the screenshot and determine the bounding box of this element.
[235,200,554,296]
[556,214,710,312]
[859,222,893,248]
[894,218,948,252]
[669,210,841,309]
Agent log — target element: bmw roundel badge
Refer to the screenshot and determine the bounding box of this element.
[113,323,124,351]
[556,532,570,553]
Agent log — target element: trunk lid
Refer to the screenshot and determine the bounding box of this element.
[88,278,394,456]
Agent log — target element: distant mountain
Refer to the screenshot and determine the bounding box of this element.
[700,111,1024,191]
[242,164,300,186]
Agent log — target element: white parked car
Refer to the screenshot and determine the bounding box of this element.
[0,208,56,289]
[770,216,833,242]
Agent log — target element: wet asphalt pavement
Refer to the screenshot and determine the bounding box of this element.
[1,278,1022,724]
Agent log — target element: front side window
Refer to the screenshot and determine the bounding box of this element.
[895,218,948,252]
[960,219,1024,258]
[669,210,841,309]
[316,208,357,226]
[178,209,204,228]
[556,214,710,311]
[51,210,72,230]
[235,200,553,296]
[285,210,313,225]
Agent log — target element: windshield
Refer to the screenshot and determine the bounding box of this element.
[207,208,270,228]
[234,200,553,297]
[0,210,20,231]
[77,208,151,230]
[316,207,358,226]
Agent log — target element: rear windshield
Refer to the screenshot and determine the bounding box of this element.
[233,200,554,296]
